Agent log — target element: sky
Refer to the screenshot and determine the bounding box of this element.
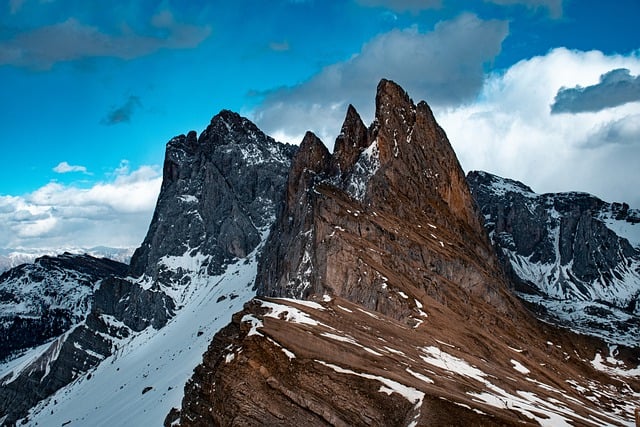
[0,0,639,251]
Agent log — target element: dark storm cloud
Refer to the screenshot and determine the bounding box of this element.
[101,96,142,126]
[0,12,210,70]
[551,68,640,114]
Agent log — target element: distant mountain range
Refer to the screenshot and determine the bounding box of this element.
[0,247,134,273]
[1,80,638,426]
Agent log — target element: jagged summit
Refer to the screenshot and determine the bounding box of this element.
[130,111,296,281]
[331,104,369,176]
[256,78,508,316]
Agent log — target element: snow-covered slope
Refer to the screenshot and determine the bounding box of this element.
[23,252,258,426]
[468,170,640,347]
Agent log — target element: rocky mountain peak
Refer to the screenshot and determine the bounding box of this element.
[287,131,331,207]
[468,170,640,346]
[370,79,416,164]
[331,104,369,176]
[256,79,513,318]
[130,111,295,282]
[202,109,263,144]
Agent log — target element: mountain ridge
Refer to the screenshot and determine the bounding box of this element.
[0,109,295,426]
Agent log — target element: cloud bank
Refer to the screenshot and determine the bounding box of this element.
[0,163,161,249]
[436,48,640,208]
[551,68,640,114]
[253,13,508,145]
[0,11,211,70]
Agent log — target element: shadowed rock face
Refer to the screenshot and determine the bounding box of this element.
[468,170,640,346]
[130,110,296,282]
[173,80,640,426]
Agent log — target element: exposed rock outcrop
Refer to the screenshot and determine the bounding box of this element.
[256,79,511,322]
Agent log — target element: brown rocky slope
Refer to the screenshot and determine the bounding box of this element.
[170,80,639,426]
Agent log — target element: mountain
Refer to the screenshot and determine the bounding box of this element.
[173,80,640,426]
[0,253,128,362]
[0,111,295,426]
[467,170,640,347]
[0,247,134,274]
[129,110,296,284]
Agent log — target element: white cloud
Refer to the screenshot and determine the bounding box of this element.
[0,163,162,249]
[252,13,508,146]
[435,47,640,208]
[53,161,88,174]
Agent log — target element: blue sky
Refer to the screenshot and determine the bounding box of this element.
[1,0,639,250]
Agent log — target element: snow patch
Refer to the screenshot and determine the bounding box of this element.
[511,359,530,375]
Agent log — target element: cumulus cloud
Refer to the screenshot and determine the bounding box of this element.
[485,0,563,18]
[434,47,640,209]
[551,68,640,114]
[354,0,442,12]
[53,161,89,174]
[0,163,162,249]
[252,13,508,145]
[101,95,142,125]
[0,12,211,70]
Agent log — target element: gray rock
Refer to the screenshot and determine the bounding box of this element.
[468,170,640,346]
[0,253,127,362]
[130,110,296,282]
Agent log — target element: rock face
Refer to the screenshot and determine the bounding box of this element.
[0,253,128,361]
[175,80,640,426]
[468,170,640,346]
[256,79,510,321]
[130,110,296,283]
[0,112,295,426]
